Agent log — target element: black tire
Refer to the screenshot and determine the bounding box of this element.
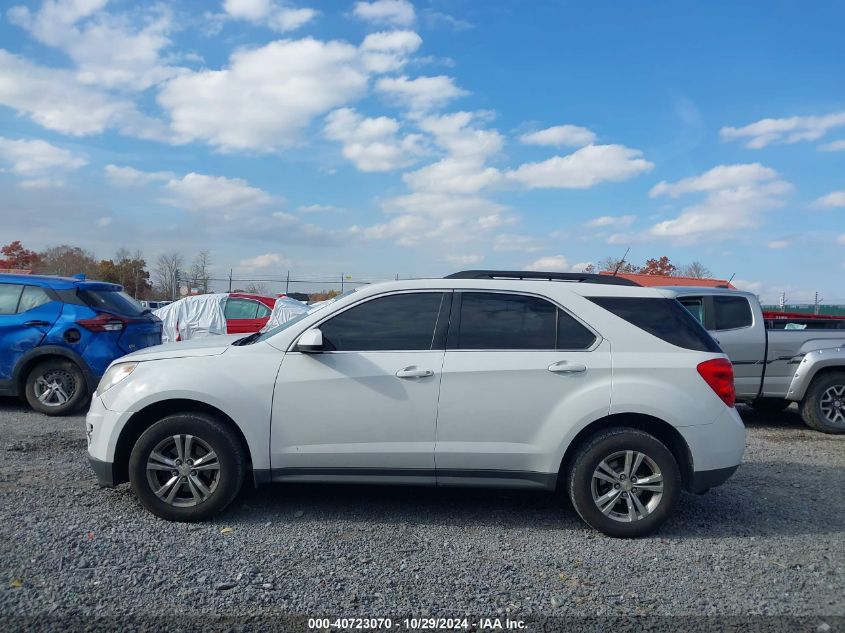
[749,398,792,415]
[800,371,845,434]
[567,427,682,538]
[24,359,88,416]
[128,413,247,521]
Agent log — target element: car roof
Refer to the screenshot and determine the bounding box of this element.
[659,285,759,299]
[0,273,122,291]
[353,277,665,298]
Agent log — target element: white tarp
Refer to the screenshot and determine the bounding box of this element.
[153,293,228,342]
[262,296,310,331]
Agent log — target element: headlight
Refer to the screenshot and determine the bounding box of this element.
[97,362,138,395]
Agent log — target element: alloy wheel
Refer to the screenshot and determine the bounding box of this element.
[33,368,76,407]
[145,434,220,507]
[819,385,845,426]
[591,450,664,523]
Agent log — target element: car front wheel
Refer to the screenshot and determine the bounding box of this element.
[128,413,247,521]
[567,427,682,538]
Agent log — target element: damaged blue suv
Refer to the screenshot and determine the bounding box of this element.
[0,274,162,415]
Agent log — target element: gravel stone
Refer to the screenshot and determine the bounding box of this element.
[0,399,843,621]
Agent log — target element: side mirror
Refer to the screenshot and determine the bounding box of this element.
[297,328,324,353]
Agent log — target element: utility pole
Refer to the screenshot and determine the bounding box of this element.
[285,270,290,294]
[814,292,823,315]
[173,270,179,302]
[340,273,344,293]
[228,269,232,293]
[779,292,787,312]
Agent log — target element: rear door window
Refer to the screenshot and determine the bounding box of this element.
[0,284,23,315]
[455,292,596,350]
[589,296,721,353]
[713,296,752,330]
[225,298,260,320]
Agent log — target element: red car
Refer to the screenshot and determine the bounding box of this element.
[223,293,276,334]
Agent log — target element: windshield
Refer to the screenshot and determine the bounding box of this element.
[250,290,356,343]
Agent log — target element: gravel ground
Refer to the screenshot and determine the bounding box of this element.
[0,398,843,629]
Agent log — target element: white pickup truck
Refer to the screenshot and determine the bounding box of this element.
[662,287,845,433]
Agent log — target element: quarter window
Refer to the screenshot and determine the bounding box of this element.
[18,286,52,313]
[456,292,596,350]
[678,297,705,326]
[713,296,752,330]
[0,284,23,315]
[320,292,445,351]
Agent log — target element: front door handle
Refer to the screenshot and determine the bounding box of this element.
[548,361,587,374]
[24,320,51,328]
[395,367,434,379]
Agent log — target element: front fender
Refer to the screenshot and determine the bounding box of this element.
[787,346,845,401]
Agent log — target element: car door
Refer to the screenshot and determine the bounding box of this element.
[435,291,611,487]
[224,298,263,333]
[0,284,63,385]
[270,291,450,484]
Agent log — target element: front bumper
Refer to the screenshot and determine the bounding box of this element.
[89,455,117,487]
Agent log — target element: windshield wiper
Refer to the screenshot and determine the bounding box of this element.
[234,332,262,346]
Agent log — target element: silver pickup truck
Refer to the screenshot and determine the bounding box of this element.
[661,287,845,434]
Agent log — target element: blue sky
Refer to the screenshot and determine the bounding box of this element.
[1,0,843,301]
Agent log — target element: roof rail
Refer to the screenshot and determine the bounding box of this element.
[444,270,641,286]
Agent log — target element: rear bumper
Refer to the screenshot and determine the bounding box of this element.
[688,464,739,494]
[88,455,117,487]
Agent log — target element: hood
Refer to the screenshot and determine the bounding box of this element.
[120,333,244,361]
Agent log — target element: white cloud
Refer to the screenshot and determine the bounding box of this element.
[507,144,654,189]
[403,157,501,194]
[158,38,368,151]
[162,173,273,218]
[519,125,596,148]
[222,0,316,32]
[732,279,762,293]
[360,30,422,73]
[238,252,291,268]
[524,255,569,271]
[8,0,177,91]
[570,261,594,272]
[768,240,789,249]
[375,75,467,111]
[493,234,544,252]
[646,163,792,241]
[105,164,173,186]
[353,0,415,26]
[585,214,635,228]
[96,216,112,227]
[297,203,343,214]
[720,111,845,149]
[444,254,483,266]
[811,190,845,209]
[324,107,425,172]
[819,139,845,152]
[0,136,87,187]
[417,111,503,160]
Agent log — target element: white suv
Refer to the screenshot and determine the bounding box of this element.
[86,271,745,537]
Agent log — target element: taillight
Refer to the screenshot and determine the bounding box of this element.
[697,358,736,407]
[77,313,126,332]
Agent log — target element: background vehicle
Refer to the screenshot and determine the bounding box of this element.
[0,274,162,415]
[87,271,745,537]
[223,293,275,333]
[664,287,845,433]
[140,300,171,310]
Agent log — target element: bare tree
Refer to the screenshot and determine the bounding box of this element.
[114,247,131,286]
[153,252,183,300]
[596,256,636,273]
[244,282,269,295]
[190,250,212,294]
[677,261,712,278]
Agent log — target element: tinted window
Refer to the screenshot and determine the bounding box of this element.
[225,298,260,320]
[80,289,145,317]
[457,293,556,349]
[320,292,444,351]
[679,297,705,325]
[713,296,752,330]
[589,297,721,353]
[18,286,52,313]
[0,284,23,315]
[557,309,598,349]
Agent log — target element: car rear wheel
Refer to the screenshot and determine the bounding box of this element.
[128,413,247,521]
[567,427,681,538]
[800,372,845,434]
[24,359,88,416]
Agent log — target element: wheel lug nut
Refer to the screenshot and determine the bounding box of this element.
[632,487,638,492]
[171,470,178,477]
[190,470,197,476]
[614,484,620,489]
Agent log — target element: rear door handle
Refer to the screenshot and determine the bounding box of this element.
[548,361,587,374]
[24,320,51,327]
[395,367,434,379]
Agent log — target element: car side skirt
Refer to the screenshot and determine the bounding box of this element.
[259,467,558,490]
